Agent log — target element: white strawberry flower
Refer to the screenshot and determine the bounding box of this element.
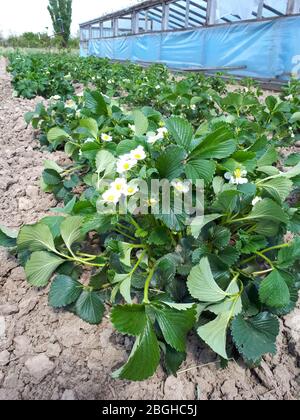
[130,146,146,161]
[129,124,136,133]
[124,184,139,197]
[110,178,128,194]
[84,138,94,144]
[116,156,137,173]
[147,127,168,144]
[51,95,61,101]
[285,94,293,101]
[102,188,122,205]
[289,127,295,138]
[252,196,263,206]
[224,168,248,185]
[190,104,196,110]
[65,99,77,109]
[156,127,168,138]
[172,180,190,194]
[147,198,158,206]
[147,132,159,145]
[101,133,113,142]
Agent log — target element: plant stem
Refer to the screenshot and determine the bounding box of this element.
[131,250,147,275]
[143,266,156,304]
[255,251,274,268]
[262,243,290,253]
[252,268,273,276]
[62,164,83,176]
[239,243,289,266]
[114,227,136,241]
[128,215,140,230]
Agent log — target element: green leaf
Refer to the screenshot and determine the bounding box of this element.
[112,319,160,381]
[111,304,147,336]
[80,118,98,139]
[119,242,133,267]
[113,273,133,304]
[49,275,82,308]
[197,312,231,359]
[17,223,57,253]
[120,274,133,304]
[185,159,216,185]
[47,127,70,144]
[42,169,62,186]
[217,247,240,266]
[246,198,288,224]
[259,270,290,309]
[231,313,279,361]
[213,190,240,213]
[0,225,18,248]
[75,290,105,324]
[284,153,300,167]
[191,127,236,160]
[60,216,84,254]
[40,216,64,239]
[290,111,300,123]
[212,226,231,249]
[255,221,280,236]
[156,145,186,180]
[165,117,193,150]
[156,210,186,232]
[277,238,300,268]
[148,227,169,246]
[239,234,267,255]
[187,257,227,303]
[257,166,280,176]
[81,213,112,235]
[25,251,64,287]
[116,139,138,156]
[259,177,293,203]
[164,346,186,376]
[152,304,196,352]
[257,147,278,167]
[132,110,148,136]
[272,272,299,316]
[282,162,300,179]
[190,214,222,239]
[95,150,115,176]
[84,91,107,115]
[44,159,63,173]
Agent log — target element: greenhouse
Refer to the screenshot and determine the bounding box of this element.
[80,0,300,80]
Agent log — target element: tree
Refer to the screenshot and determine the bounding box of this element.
[48,0,72,48]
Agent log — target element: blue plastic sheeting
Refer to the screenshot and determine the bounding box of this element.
[81,16,300,80]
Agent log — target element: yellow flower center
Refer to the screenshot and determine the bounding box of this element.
[128,188,134,194]
[234,168,242,178]
[123,163,130,170]
[134,154,141,159]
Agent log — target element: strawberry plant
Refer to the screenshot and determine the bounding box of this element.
[1,53,300,382]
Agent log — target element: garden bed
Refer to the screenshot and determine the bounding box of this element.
[0,57,299,400]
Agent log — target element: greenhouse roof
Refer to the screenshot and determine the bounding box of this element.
[80,0,298,28]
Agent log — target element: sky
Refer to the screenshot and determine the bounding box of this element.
[0,0,139,37]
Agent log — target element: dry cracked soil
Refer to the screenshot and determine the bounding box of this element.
[0,57,299,401]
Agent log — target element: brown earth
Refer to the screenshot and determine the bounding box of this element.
[0,57,299,401]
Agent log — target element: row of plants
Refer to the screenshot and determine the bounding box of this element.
[1,53,300,381]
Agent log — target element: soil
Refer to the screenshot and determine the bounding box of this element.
[0,57,299,401]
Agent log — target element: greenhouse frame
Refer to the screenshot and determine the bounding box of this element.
[80,0,300,81]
